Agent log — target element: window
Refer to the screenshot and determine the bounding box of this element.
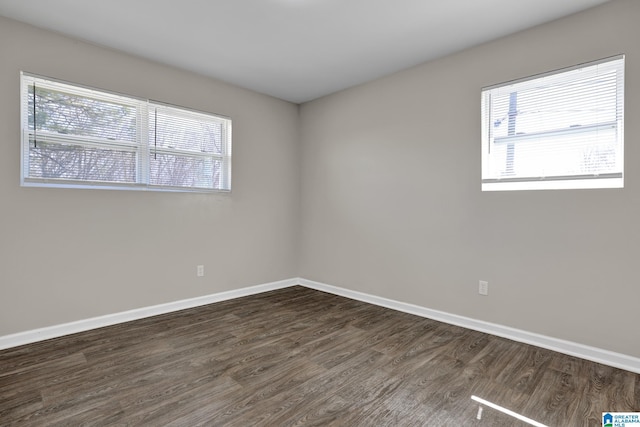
[21,73,232,192]
[481,56,624,191]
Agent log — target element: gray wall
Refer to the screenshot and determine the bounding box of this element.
[0,16,300,335]
[299,0,640,358]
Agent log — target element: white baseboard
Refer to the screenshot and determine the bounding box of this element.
[0,278,297,351]
[298,278,640,375]
[3,276,639,375]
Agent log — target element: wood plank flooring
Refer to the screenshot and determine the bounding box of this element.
[1,286,638,426]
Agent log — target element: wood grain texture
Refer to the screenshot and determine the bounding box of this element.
[0,286,638,426]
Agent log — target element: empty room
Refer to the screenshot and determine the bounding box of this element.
[0,0,639,425]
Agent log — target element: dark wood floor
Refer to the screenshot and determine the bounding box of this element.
[1,286,638,426]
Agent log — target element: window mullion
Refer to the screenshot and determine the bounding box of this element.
[138,101,150,184]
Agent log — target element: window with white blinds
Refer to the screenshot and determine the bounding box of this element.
[481,56,624,191]
[20,73,232,192]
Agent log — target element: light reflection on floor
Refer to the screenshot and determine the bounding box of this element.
[471,395,548,427]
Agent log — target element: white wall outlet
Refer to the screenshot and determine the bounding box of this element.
[479,280,488,296]
[197,265,204,277]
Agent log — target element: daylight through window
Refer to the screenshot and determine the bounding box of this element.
[21,73,232,192]
[481,56,624,191]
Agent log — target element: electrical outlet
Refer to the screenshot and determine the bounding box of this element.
[197,265,204,277]
[479,280,488,296]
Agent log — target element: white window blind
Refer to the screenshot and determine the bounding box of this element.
[481,56,624,191]
[20,72,232,192]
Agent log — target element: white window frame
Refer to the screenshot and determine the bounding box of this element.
[20,72,232,192]
[481,55,624,192]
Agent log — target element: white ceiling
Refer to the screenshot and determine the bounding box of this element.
[0,0,611,103]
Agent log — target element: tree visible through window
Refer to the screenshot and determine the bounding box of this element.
[21,73,232,192]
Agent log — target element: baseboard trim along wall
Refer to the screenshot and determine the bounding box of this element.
[1,276,639,375]
[298,278,640,375]
[0,278,297,351]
